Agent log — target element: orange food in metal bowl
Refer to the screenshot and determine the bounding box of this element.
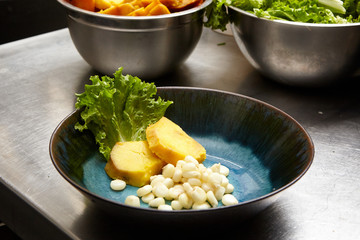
[67,0,204,16]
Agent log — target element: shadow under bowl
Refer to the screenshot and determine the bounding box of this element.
[49,87,314,225]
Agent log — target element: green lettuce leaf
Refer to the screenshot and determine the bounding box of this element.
[247,0,350,23]
[204,0,231,31]
[248,0,349,23]
[75,68,173,160]
[205,0,360,30]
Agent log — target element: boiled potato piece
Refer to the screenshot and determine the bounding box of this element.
[95,0,112,9]
[148,3,170,15]
[146,117,206,165]
[98,5,119,14]
[105,141,166,187]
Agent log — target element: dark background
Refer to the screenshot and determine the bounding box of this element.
[0,0,67,44]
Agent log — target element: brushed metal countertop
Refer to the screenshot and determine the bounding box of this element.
[1,28,360,240]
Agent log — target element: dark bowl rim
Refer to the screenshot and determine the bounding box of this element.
[228,5,360,28]
[57,0,212,21]
[49,86,314,214]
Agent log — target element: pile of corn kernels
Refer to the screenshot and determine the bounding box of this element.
[112,155,238,210]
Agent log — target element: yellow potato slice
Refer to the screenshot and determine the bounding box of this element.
[95,0,112,9]
[105,141,166,187]
[146,117,206,165]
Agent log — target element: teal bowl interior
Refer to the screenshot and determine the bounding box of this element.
[50,87,314,223]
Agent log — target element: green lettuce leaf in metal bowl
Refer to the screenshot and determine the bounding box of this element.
[205,0,360,31]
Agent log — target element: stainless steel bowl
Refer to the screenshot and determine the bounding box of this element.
[57,0,211,79]
[228,6,360,87]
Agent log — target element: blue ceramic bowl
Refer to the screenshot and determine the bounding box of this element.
[50,87,314,224]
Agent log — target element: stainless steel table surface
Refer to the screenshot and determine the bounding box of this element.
[1,28,360,240]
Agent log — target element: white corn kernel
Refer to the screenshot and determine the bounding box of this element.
[210,163,221,173]
[173,183,185,189]
[125,195,140,207]
[221,175,229,187]
[180,177,188,183]
[150,175,165,187]
[141,193,155,203]
[150,174,161,182]
[168,186,184,199]
[182,162,197,172]
[210,172,223,186]
[192,202,211,210]
[184,155,198,164]
[171,200,183,210]
[225,183,234,194]
[182,170,201,179]
[176,160,186,168]
[158,204,173,210]
[164,192,173,201]
[152,182,169,198]
[179,193,193,209]
[201,182,214,193]
[198,164,207,172]
[149,197,165,208]
[215,186,226,201]
[222,194,238,206]
[219,165,230,176]
[183,182,193,195]
[162,164,175,178]
[163,178,174,188]
[188,178,202,187]
[191,187,207,203]
[110,179,126,191]
[206,191,218,207]
[201,171,210,182]
[137,184,152,197]
[172,168,182,182]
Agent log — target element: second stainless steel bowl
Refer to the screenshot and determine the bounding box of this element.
[58,0,211,79]
[229,6,360,87]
